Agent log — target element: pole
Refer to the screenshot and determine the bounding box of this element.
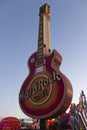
[40,119,46,130]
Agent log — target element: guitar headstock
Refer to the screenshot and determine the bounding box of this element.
[39,3,50,17]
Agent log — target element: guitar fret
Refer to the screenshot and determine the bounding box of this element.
[40,22,43,25]
[38,55,43,58]
[39,33,42,36]
[38,47,43,52]
[38,43,43,45]
[38,46,43,49]
[37,52,43,56]
[38,49,43,52]
[38,40,43,43]
[37,54,43,58]
[39,31,43,35]
[38,37,43,41]
[38,61,43,65]
[37,59,44,65]
[38,40,43,44]
[38,43,43,46]
[37,56,43,60]
[39,28,43,32]
[38,33,42,37]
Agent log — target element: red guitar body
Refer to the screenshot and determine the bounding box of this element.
[19,4,73,119]
[19,49,73,119]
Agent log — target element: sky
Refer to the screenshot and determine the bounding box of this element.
[0,0,87,119]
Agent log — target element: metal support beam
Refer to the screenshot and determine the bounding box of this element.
[40,119,46,130]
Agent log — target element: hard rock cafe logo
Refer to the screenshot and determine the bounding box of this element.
[19,71,61,105]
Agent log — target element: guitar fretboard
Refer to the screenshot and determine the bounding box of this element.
[37,14,44,66]
[37,4,51,66]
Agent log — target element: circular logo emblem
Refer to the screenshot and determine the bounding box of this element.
[19,71,61,106]
[28,74,52,105]
[19,71,70,119]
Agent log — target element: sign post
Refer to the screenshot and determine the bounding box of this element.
[40,119,46,130]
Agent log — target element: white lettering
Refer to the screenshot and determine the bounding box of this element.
[19,71,61,102]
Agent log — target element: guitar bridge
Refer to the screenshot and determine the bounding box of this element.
[35,65,46,73]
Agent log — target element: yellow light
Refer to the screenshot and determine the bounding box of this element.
[46,5,50,13]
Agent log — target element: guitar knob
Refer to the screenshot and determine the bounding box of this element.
[30,58,35,63]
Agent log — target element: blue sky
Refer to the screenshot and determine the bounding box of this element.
[0,0,87,119]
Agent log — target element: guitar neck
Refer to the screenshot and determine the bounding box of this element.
[37,4,51,66]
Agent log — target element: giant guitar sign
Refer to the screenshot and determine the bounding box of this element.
[19,3,73,119]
